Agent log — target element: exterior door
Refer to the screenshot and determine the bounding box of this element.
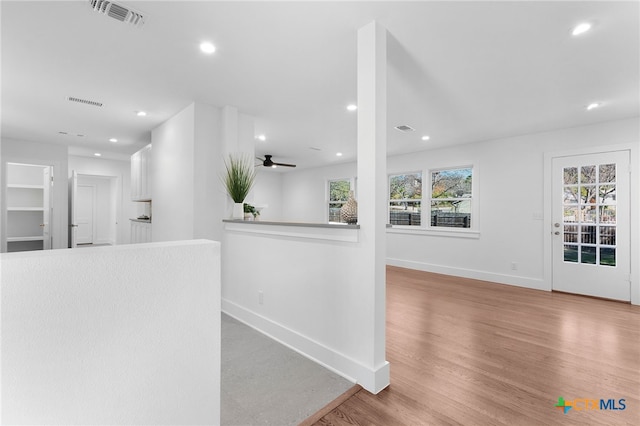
[552,150,630,301]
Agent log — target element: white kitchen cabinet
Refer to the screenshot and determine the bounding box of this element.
[130,220,152,244]
[131,144,152,201]
[5,163,52,252]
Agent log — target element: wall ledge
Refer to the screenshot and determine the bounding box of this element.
[224,220,359,242]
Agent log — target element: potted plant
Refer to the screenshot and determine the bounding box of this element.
[222,154,256,219]
[243,203,260,221]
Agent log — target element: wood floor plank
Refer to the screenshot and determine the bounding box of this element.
[310,266,640,426]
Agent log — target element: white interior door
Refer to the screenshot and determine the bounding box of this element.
[552,150,630,301]
[42,166,52,250]
[76,184,95,245]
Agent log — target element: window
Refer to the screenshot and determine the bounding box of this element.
[430,167,473,228]
[389,173,422,226]
[328,178,353,223]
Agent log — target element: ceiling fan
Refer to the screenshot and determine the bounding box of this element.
[256,155,296,168]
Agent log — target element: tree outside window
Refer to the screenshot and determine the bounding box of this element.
[430,168,472,228]
[389,173,422,226]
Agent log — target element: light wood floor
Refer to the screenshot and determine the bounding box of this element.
[312,266,640,425]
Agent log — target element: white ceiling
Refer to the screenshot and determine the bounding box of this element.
[2,1,638,168]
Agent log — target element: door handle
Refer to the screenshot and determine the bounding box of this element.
[554,223,560,228]
[554,231,560,235]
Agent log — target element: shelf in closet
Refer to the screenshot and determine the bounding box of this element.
[7,184,44,189]
[7,236,45,242]
[7,207,45,211]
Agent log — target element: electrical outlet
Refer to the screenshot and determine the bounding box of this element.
[258,291,264,305]
[511,262,518,271]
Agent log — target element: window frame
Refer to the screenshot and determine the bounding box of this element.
[327,177,356,224]
[388,171,423,227]
[387,164,479,238]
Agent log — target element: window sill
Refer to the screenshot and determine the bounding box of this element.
[386,225,480,239]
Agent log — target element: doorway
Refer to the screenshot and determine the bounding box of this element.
[551,150,630,301]
[70,172,118,248]
[3,162,53,253]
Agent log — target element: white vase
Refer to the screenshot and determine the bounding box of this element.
[233,203,244,220]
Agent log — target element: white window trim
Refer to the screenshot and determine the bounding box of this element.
[387,164,479,238]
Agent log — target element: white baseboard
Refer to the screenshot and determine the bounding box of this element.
[222,299,389,394]
[386,258,549,291]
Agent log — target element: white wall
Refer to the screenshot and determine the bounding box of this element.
[1,138,68,250]
[69,155,133,245]
[222,223,389,393]
[1,240,221,425]
[281,162,357,223]
[279,118,640,301]
[193,102,224,241]
[152,103,196,242]
[250,169,283,221]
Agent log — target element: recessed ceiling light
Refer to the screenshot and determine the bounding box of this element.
[586,102,600,110]
[94,153,102,157]
[200,42,216,54]
[109,138,118,143]
[58,131,68,135]
[336,152,343,157]
[421,135,430,141]
[572,22,592,36]
[136,111,147,117]
[256,134,266,141]
[347,104,357,111]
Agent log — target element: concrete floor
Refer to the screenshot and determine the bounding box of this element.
[221,314,354,426]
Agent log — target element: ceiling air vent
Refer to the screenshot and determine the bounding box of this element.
[394,125,415,132]
[67,96,103,107]
[89,0,145,27]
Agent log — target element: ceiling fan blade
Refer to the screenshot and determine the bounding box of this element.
[273,162,296,168]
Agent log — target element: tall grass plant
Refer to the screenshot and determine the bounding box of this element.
[223,154,256,203]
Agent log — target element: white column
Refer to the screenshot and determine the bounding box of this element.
[357,20,389,393]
